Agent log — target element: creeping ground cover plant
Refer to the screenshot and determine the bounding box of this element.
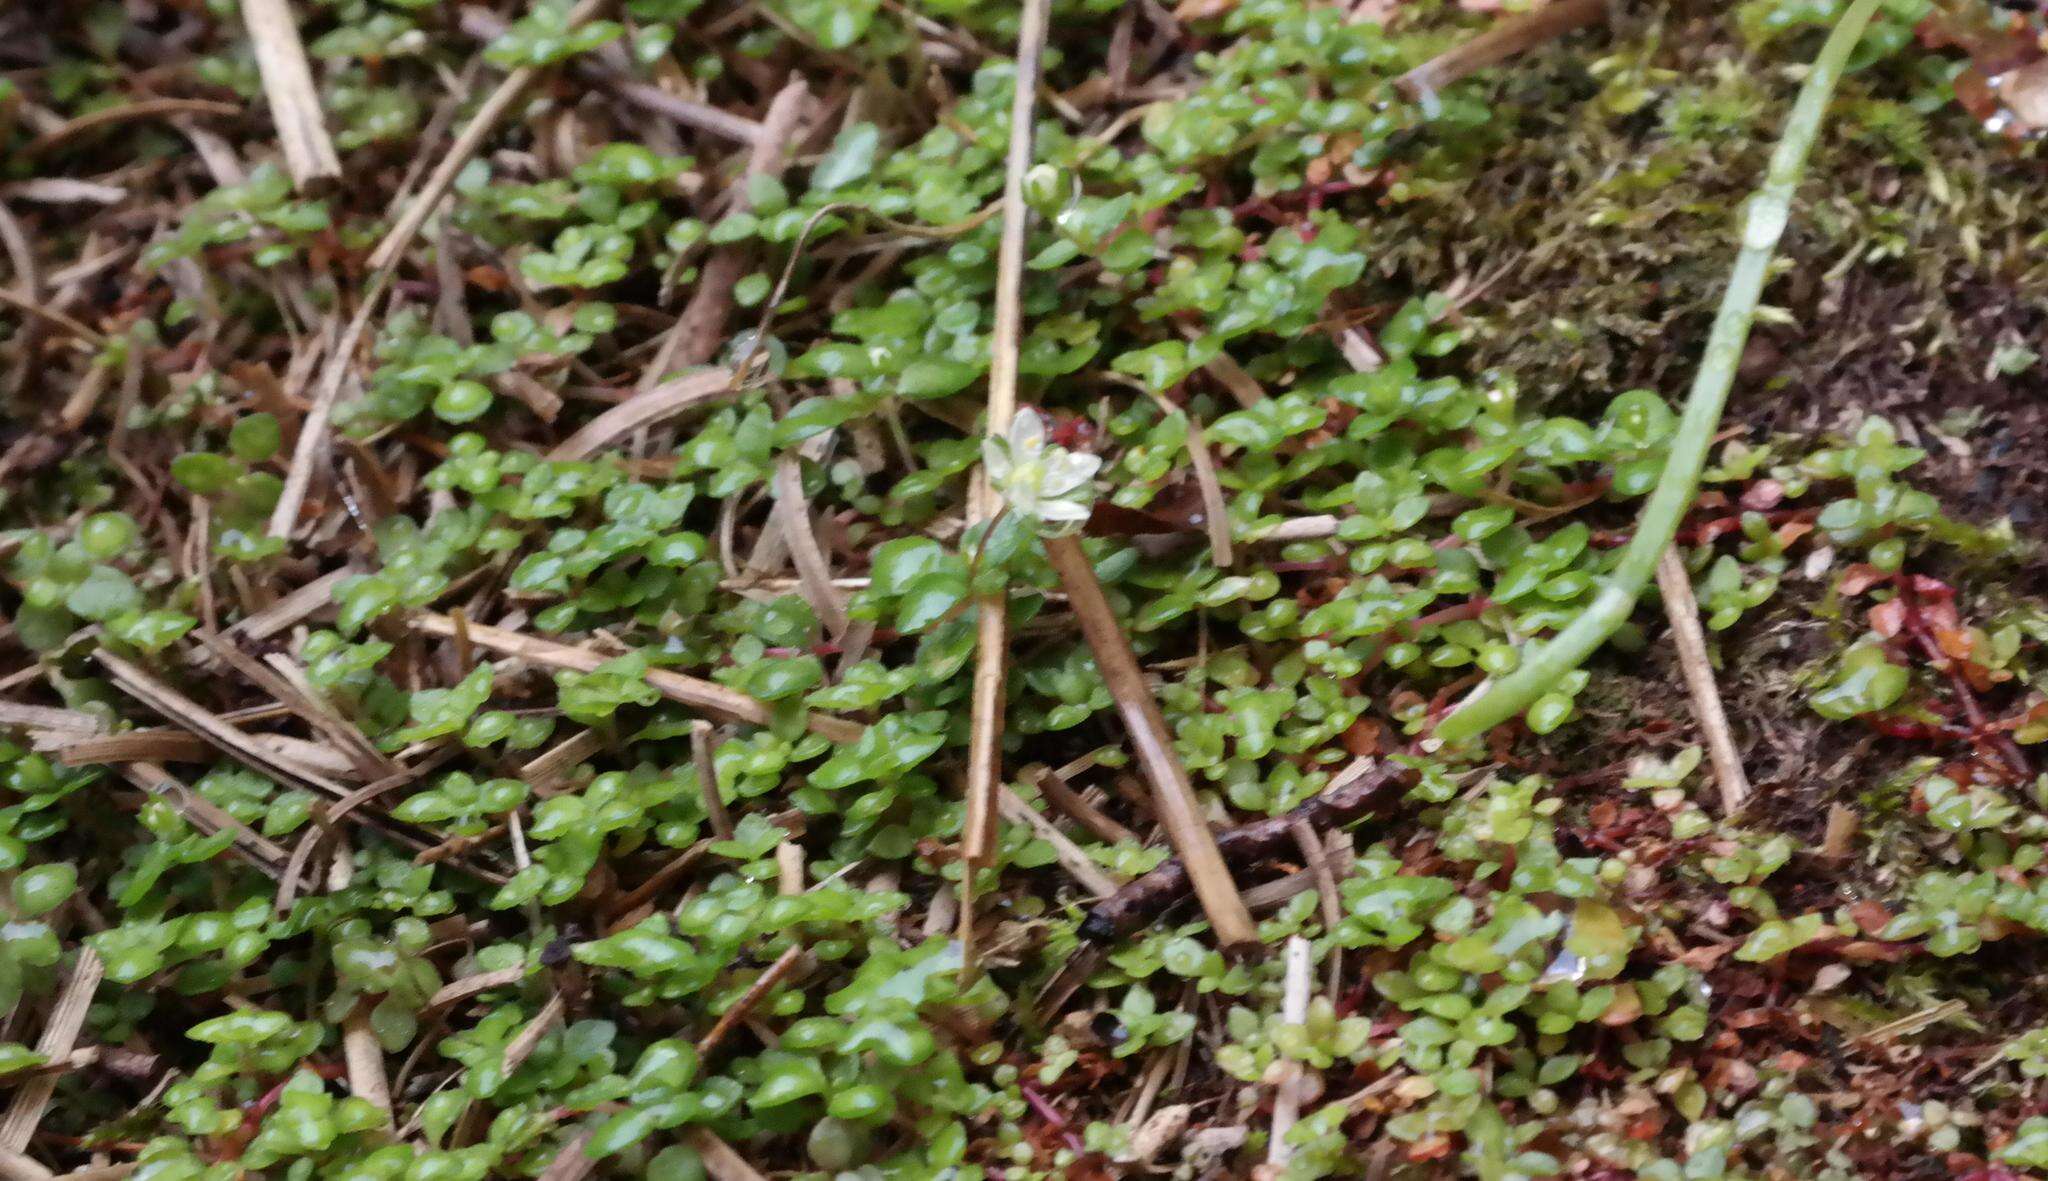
[7,0,2048,1177]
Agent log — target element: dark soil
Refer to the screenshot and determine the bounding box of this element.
[1739,276,2048,546]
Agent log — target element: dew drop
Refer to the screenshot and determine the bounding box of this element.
[1741,194,1790,251]
[1414,83,1443,121]
[1538,949,1586,986]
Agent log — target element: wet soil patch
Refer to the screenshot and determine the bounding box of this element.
[1736,274,2048,553]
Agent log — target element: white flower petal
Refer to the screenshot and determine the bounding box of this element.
[1037,451,1101,497]
[1036,498,1091,522]
[1008,408,1046,457]
[1037,469,1089,498]
[982,439,1011,483]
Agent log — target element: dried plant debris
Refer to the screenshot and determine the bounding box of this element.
[3,0,2048,1177]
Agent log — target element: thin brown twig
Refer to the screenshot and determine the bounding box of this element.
[1185,323,1264,408]
[692,721,735,840]
[341,1002,393,1121]
[1851,998,1967,1047]
[686,1129,770,1181]
[0,201,38,308]
[961,0,1054,877]
[535,1130,597,1181]
[58,364,114,433]
[1142,386,1232,568]
[454,9,762,144]
[408,613,863,742]
[775,839,805,896]
[268,307,369,538]
[500,993,566,1080]
[1265,936,1315,1171]
[1655,548,1751,815]
[238,0,341,186]
[997,785,1127,898]
[1236,867,1318,912]
[602,843,709,934]
[1043,535,1257,949]
[273,748,459,914]
[0,949,103,1151]
[769,455,849,636]
[0,288,104,347]
[1393,0,1608,102]
[366,0,610,273]
[426,966,527,1013]
[22,99,241,157]
[522,729,608,795]
[649,81,810,376]
[1025,763,1139,846]
[412,821,507,867]
[0,704,97,732]
[119,761,288,868]
[195,635,395,781]
[1121,1051,1174,1136]
[1084,756,1408,942]
[1289,819,1342,932]
[96,651,347,798]
[694,945,807,1059]
[220,569,349,644]
[0,179,125,205]
[60,729,212,767]
[546,368,737,461]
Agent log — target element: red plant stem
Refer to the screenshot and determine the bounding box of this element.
[1898,581,2031,781]
[1357,597,1493,677]
[247,1075,295,1121]
[1427,672,1486,724]
[1864,715,1972,744]
[1021,1084,1085,1153]
[1591,507,1819,550]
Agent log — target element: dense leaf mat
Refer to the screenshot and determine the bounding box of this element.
[3,0,2048,1178]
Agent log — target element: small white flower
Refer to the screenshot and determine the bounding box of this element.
[984,408,1101,535]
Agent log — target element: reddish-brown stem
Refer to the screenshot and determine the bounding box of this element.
[1357,597,1493,677]
[1898,581,2030,781]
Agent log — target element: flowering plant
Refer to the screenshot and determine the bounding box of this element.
[983,408,1101,535]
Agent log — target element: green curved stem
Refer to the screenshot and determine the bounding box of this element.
[1434,0,1885,745]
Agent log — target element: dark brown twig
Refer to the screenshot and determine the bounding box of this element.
[1025,763,1140,846]
[694,946,807,1059]
[693,721,735,840]
[1081,757,1413,943]
[655,81,810,372]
